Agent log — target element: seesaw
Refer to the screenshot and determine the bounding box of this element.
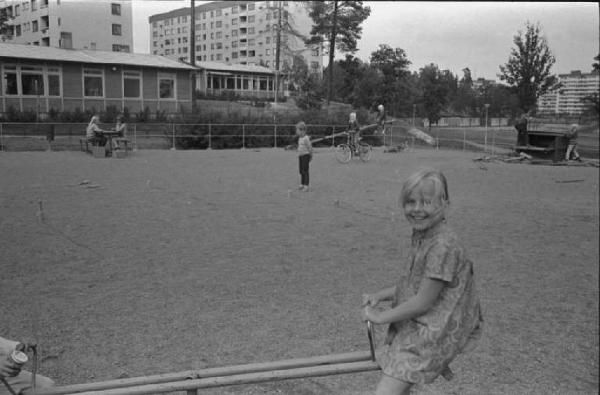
[28,322,379,395]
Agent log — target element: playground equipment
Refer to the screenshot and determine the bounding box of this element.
[22,323,379,395]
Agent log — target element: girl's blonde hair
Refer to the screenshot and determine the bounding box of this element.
[296,121,307,132]
[400,168,449,207]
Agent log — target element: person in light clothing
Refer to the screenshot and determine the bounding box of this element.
[296,121,313,192]
[565,124,582,161]
[0,336,54,395]
[362,168,483,395]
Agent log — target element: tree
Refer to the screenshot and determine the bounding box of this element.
[306,1,371,105]
[369,44,412,116]
[0,7,13,41]
[284,55,323,109]
[419,64,452,128]
[453,68,477,115]
[499,21,557,112]
[581,53,600,116]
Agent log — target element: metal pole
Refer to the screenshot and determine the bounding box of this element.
[0,123,3,151]
[463,129,466,151]
[274,116,277,148]
[133,124,137,151]
[412,104,416,126]
[332,126,335,149]
[242,124,245,150]
[171,123,176,150]
[484,103,490,153]
[208,123,212,149]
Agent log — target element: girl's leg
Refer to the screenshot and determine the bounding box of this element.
[376,374,413,395]
[565,144,573,160]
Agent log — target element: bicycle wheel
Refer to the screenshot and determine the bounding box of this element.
[359,142,372,162]
[335,144,352,163]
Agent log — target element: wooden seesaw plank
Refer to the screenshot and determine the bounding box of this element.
[72,360,380,395]
[32,351,373,395]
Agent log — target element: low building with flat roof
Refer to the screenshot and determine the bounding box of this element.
[0,42,196,115]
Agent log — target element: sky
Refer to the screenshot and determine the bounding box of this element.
[131,1,599,81]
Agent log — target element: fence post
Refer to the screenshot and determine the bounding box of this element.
[208,123,212,150]
[491,128,496,156]
[0,123,3,151]
[171,123,176,150]
[242,124,245,150]
[436,128,439,150]
[463,129,466,151]
[133,124,137,151]
[332,126,335,149]
[274,121,277,148]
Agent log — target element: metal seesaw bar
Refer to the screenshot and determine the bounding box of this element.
[32,323,378,395]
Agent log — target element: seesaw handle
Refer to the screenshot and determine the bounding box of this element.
[366,321,376,362]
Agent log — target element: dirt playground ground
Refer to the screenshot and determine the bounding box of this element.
[1,147,598,395]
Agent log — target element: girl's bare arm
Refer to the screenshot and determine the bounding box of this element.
[364,278,444,324]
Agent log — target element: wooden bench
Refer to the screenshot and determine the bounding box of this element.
[79,138,91,153]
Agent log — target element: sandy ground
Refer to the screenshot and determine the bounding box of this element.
[0,147,598,395]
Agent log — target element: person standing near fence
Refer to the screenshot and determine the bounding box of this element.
[376,104,387,135]
[514,111,529,146]
[565,124,582,161]
[296,121,313,192]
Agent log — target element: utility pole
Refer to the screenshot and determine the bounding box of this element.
[190,0,196,108]
[274,0,282,104]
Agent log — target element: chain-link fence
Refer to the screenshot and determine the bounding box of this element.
[0,121,598,158]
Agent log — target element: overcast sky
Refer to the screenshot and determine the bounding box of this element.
[131,1,599,81]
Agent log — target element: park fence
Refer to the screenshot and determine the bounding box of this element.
[0,121,598,158]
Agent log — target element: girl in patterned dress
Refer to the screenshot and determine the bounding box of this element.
[362,168,483,395]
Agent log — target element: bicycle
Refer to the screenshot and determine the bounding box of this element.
[334,131,372,163]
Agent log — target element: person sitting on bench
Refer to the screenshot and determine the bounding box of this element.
[112,114,128,151]
[86,115,107,147]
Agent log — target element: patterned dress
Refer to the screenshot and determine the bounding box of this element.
[376,222,483,384]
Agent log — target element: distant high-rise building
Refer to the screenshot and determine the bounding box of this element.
[149,1,322,74]
[0,0,133,52]
[537,70,600,115]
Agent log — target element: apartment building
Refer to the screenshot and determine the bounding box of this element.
[0,0,132,52]
[149,1,322,74]
[537,70,600,115]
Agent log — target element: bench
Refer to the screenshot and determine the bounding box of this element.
[79,138,91,153]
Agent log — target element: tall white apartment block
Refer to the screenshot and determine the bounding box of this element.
[0,0,132,52]
[537,70,600,115]
[149,1,323,73]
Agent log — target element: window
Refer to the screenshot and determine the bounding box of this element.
[216,20,222,28]
[83,68,103,97]
[22,1,28,11]
[47,66,61,96]
[312,48,319,56]
[216,31,222,39]
[15,25,21,36]
[265,36,270,44]
[153,41,157,47]
[215,9,221,16]
[232,5,238,14]
[15,5,20,16]
[153,21,157,28]
[31,0,37,11]
[123,70,141,98]
[248,27,254,34]
[248,15,255,23]
[158,73,175,99]
[232,52,238,59]
[111,3,120,15]
[216,54,222,60]
[112,24,122,36]
[265,49,269,56]
[20,66,44,95]
[216,42,222,49]
[248,39,255,46]
[112,44,130,52]
[32,20,38,32]
[232,30,238,37]
[248,3,255,10]
[231,18,237,25]
[3,66,18,95]
[231,41,237,48]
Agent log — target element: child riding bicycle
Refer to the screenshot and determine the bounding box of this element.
[348,112,361,153]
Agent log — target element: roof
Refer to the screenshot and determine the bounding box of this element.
[196,61,274,75]
[0,43,197,70]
